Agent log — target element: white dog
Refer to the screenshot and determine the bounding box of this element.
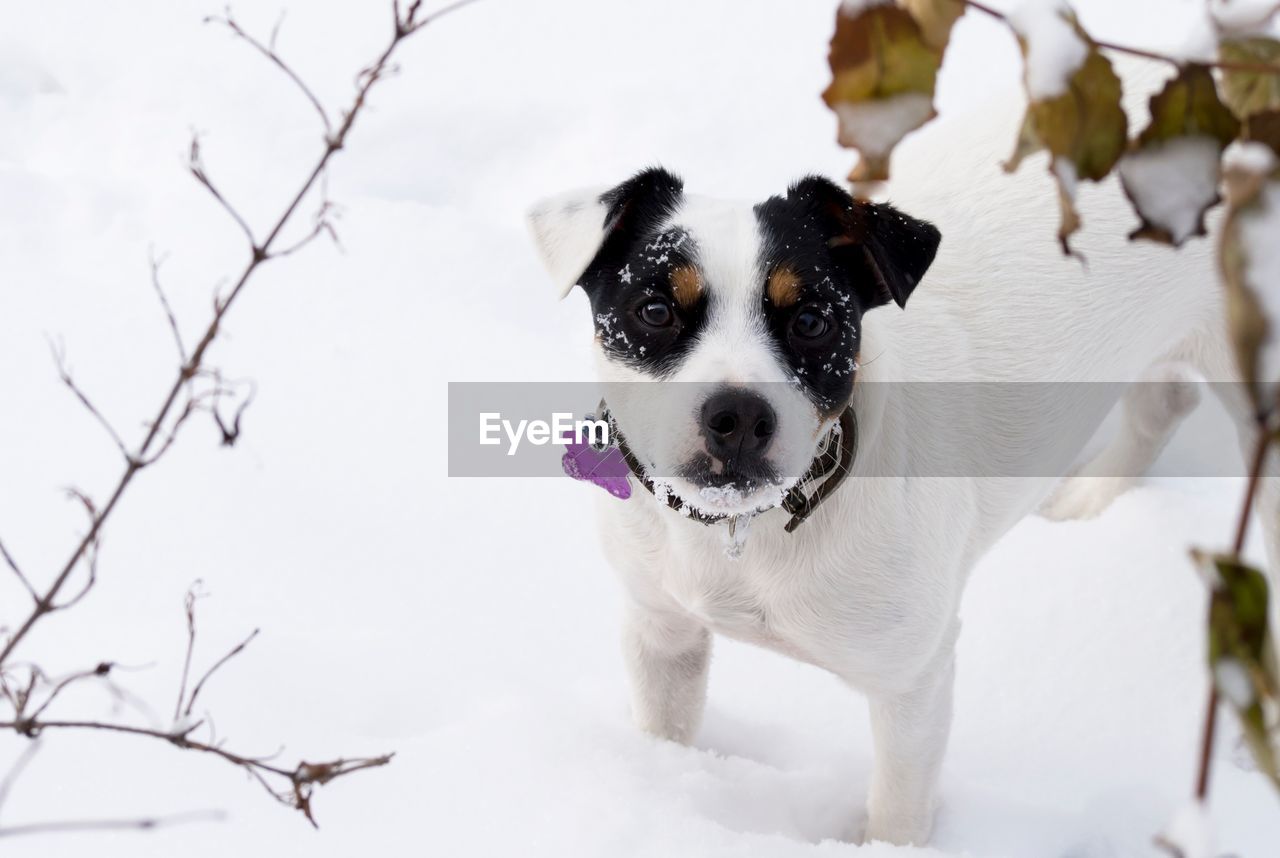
[525,84,1279,845]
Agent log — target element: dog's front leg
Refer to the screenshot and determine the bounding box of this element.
[864,646,955,846]
[622,602,711,744]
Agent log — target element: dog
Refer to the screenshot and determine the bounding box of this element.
[524,95,1279,844]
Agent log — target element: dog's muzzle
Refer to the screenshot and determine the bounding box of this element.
[602,403,857,533]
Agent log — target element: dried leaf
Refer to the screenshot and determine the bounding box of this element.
[1219,37,1280,121]
[1119,65,1240,246]
[1245,108,1280,155]
[900,0,965,51]
[1195,551,1280,790]
[1004,11,1127,254]
[822,2,943,186]
[1136,65,1241,148]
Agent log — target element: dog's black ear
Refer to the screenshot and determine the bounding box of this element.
[787,175,940,310]
[527,167,684,298]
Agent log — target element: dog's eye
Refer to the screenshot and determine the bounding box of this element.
[637,300,674,328]
[791,307,830,340]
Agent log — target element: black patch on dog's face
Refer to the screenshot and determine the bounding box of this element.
[754,176,941,413]
[576,168,707,376]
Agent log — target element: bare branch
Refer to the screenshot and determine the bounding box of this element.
[212,380,255,447]
[182,627,259,720]
[48,338,131,464]
[401,0,482,36]
[187,135,258,250]
[0,536,37,604]
[25,663,114,724]
[272,208,339,259]
[1189,428,1273,803]
[0,0,477,829]
[173,584,202,724]
[49,489,101,612]
[149,251,187,363]
[207,10,332,136]
[0,718,393,825]
[133,394,199,469]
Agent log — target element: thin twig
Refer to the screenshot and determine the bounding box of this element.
[149,251,187,363]
[173,585,202,723]
[401,0,482,35]
[51,489,100,612]
[209,10,332,136]
[212,379,255,446]
[48,338,131,464]
[0,809,225,838]
[182,628,259,719]
[25,663,113,724]
[0,717,393,826]
[187,136,258,249]
[0,537,37,603]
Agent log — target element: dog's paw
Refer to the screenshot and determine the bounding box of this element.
[1038,475,1131,522]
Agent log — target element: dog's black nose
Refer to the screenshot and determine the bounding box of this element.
[700,389,776,465]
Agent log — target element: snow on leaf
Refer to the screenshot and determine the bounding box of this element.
[1220,142,1280,413]
[822,2,943,188]
[1004,5,1127,255]
[1007,0,1089,100]
[1219,37,1280,121]
[1119,138,1222,246]
[1118,65,1240,246]
[1210,0,1280,36]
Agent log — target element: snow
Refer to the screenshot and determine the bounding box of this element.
[1224,139,1278,175]
[1159,801,1215,858]
[1208,0,1280,36]
[1118,135,1223,245]
[1007,0,1090,100]
[839,0,891,14]
[1215,658,1257,708]
[0,1,1278,856]
[832,93,935,164]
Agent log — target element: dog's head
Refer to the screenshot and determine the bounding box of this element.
[528,168,940,517]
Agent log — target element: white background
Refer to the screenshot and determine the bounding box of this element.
[1,0,1278,855]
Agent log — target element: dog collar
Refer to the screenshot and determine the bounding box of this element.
[561,402,857,534]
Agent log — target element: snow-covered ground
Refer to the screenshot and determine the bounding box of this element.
[1,0,1277,855]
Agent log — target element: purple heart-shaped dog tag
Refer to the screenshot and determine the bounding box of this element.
[562,438,632,500]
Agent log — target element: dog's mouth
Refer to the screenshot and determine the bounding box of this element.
[666,454,789,515]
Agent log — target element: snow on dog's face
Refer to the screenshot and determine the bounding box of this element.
[528,168,939,516]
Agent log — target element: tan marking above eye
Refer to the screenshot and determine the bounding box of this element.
[670,265,703,310]
[766,267,802,308]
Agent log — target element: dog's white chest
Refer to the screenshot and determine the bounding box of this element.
[670,578,818,664]
[659,535,831,667]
